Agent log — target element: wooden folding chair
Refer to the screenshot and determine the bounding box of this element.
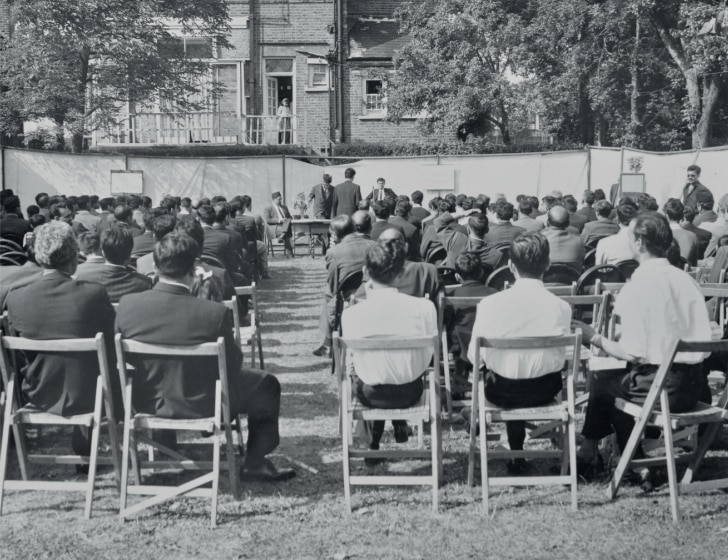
[0,333,121,519]
[606,338,728,523]
[333,334,442,513]
[437,292,486,419]
[231,284,264,369]
[115,335,239,527]
[468,333,582,514]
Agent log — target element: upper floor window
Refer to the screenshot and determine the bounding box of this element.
[364,79,385,115]
[307,58,328,90]
[160,36,214,59]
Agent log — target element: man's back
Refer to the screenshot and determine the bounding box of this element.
[483,223,525,246]
[6,271,115,415]
[581,219,620,246]
[75,261,152,303]
[331,180,361,217]
[541,228,585,270]
[326,234,374,294]
[115,283,242,418]
[671,227,698,264]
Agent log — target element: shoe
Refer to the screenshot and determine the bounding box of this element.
[239,458,296,482]
[575,453,605,481]
[461,407,480,436]
[312,344,330,357]
[506,458,528,475]
[75,464,90,475]
[393,423,411,443]
[625,468,653,493]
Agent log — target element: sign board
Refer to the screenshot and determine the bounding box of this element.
[619,173,645,193]
[111,170,143,195]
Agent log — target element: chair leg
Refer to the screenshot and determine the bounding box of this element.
[681,420,722,485]
[0,386,14,515]
[224,418,239,501]
[342,406,352,514]
[467,372,480,488]
[257,335,265,370]
[249,340,256,368]
[478,379,488,512]
[106,419,122,490]
[660,391,681,523]
[120,418,132,515]
[567,414,578,512]
[11,421,29,481]
[84,421,101,519]
[211,426,220,528]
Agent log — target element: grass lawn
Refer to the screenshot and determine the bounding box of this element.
[1,255,727,560]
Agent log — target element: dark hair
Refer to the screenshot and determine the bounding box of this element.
[174,217,204,256]
[638,195,658,212]
[510,233,550,278]
[616,203,637,226]
[214,203,229,224]
[197,205,216,225]
[330,214,354,241]
[563,195,578,212]
[529,196,539,211]
[241,195,252,210]
[411,190,424,204]
[153,214,178,241]
[593,189,605,201]
[666,239,682,267]
[114,205,132,223]
[461,198,473,211]
[468,213,488,237]
[28,213,46,230]
[77,195,90,210]
[595,200,613,218]
[101,224,134,265]
[160,197,177,212]
[631,211,673,258]
[682,206,696,223]
[454,252,483,281]
[372,199,391,220]
[26,204,39,217]
[518,199,533,215]
[323,174,332,184]
[583,191,595,205]
[99,197,114,211]
[366,238,406,285]
[541,196,555,209]
[663,198,684,222]
[35,192,49,208]
[181,197,192,208]
[78,231,100,255]
[687,164,701,175]
[344,167,356,179]
[395,200,411,217]
[154,232,199,278]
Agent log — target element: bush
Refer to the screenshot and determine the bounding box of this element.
[89,143,309,158]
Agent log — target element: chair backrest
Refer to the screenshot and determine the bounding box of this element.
[114,334,231,421]
[235,282,259,321]
[0,332,116,421]
[222,296,242,348]
[485,265,515,291]
[425,246,447,266]
[545,283,576,296]
[560,292,610,333]
[582,248,596,270]
[437,266,458,286]
[0,253,26,266]
[338,271,364,300]
[200,253,226,270]
[614,259,639,280]
[0,239,24,254]
[443,283,463,296]
[543,263,582,286]
[492,243,511,269]
[575,264,626,294]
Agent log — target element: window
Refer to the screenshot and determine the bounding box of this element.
[306,58,328,90]
[363,79,385,116]
[159,36,214,59]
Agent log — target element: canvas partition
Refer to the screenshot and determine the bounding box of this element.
[284,158,331,208]
[694,148,728,204]
[3,149,126,209]
[589,147,622,199]
[619,148,698,205]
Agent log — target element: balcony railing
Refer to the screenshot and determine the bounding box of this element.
[93,112,298,146]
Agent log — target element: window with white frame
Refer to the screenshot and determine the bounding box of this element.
[306,58,328,90]
[159,36,215,59]
[363,79,385,115]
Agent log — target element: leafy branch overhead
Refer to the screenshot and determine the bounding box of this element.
[0,0,231,152]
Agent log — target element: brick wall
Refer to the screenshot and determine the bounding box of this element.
[0,0,11,39]
[347,0,407,18]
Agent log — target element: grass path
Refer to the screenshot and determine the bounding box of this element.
[0,255,727,559]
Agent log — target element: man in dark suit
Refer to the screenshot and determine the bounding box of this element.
[581,200,620,247]
[389,200,422,262]
[437,212,500,275]
[6,221,117,455]
[564,195,588,233]
[410,190,431,222]
[370,199,405,241]
[308,174,335,219]
[75,224,152,303]
[681,206,712,260]
[541,206,585,271]
[483,201,525,246]
[232,196,269,279]
[682,164,713,212]
[115,232,294,482]
[263,191,294,257]
[365,177,397,204]
[198,204,243,271]
[576,190,598,223]
[693,191,718,227]
[131,211,158,255]
[0,195,30,246]
[0,235,43,309]
[331,167,362,217]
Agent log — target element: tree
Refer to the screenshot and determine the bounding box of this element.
[0,0,230,152]
[388,0,533,144]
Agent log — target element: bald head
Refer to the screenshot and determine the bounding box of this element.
[547,206,570,229]
[378,227,404,243]
[352,210,372,234]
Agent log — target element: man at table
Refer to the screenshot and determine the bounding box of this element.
[263,191,293,258]
[575,211,712,488]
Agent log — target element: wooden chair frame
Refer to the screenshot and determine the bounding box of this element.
[468,333,582,514]
[0,333,121,519]
[607,338,728,523]
[333,334,442,513]
[233,283,264,369]
[115,335,239,528]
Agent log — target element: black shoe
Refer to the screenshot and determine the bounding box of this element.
[239,458,296,482]
[393,424,410,443]
[312,344,330,357]
[75,464,90,475]
[575,454,605,481]
[506,458,528,475]
[625,468,653,493]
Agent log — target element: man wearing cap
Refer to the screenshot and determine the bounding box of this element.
[263,191,294,257]
[682,164,713,212]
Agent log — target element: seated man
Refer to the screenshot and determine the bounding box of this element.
[445,252,497,392]
[115,232,294,482]
[540,206,584,271]
[595,202,637,265]
[6,221,117,455]
[575,211,712,488]
[263,191,293,257]
[467,232,572,474]
[581,200,620,247]
[75,224,152,303]
[341,237,437,455]
[198,204,242,273]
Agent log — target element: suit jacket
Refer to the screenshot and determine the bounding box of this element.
[202,225,240,272]
[115,283,244,418]
[693,210,718,228]
[371,220,404,241]
[308,183,335,219]
[512,215,542,232]
[213,224,244,256]
[581,219,620,247]
[705,224,728,257]
[365,186,397,203]
[389,215,422,262]
[132,232,156,255]
[262,204,293,239]
[682,222,712,259]
[0,261,43,309]
[331,180,362,217]
[682,182,713,211]
[483,222,526,246]
[568,211,588,233]
[354,261,442,305]
[541,228,585,270]
[6,271,116,415]
[325,233,374,295]
[410,206,431,222]
[671,227,698,266]
[74,211,101,233]
[575,207,597,223]
[0,214,30,245]
[75,262,152,303]
[234,214,264,243]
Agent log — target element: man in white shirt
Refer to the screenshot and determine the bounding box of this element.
[575,211,712,487]
[595,202,638,265]
[467,232,572,471]
[341,237,437,452]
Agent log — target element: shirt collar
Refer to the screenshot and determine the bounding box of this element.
[367,287,399,298]
[512,278,545,289]
[157,278,192,292]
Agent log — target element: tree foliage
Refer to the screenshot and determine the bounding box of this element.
[0,0,230,152]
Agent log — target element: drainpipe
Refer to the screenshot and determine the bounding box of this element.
[336,0,345,143]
